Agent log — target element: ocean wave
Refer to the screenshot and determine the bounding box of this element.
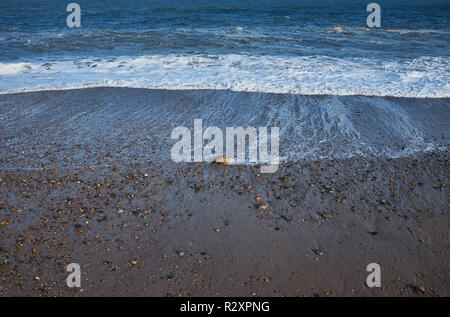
[328,25,449,35]
[0,54,449,97]
[385,28,449,35]
[0,62,31,75]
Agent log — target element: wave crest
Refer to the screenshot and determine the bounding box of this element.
[1,55,449,97]
[0,62,31,75]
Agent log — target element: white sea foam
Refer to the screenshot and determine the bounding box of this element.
[385,28,448,35]
[0,54,449,97]
[0,62,31,75]
[0,88,447,169]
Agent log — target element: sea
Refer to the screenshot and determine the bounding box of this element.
[0,0,449,96]
[0,0,448,164]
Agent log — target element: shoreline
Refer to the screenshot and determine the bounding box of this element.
[1,87,448,170]
[1,85,450,99]
[0,87,448,296]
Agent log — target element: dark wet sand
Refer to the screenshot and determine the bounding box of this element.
[0,88,448,296]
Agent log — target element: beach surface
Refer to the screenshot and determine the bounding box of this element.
[0,88,448,296]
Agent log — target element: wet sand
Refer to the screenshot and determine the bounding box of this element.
[0,88,448,296]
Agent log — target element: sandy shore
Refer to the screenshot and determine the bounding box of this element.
[0,88,448,296]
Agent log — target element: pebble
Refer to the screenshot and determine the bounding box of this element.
[312,249,323,256]
[213,155,233,165]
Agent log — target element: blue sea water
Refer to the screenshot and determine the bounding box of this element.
[0,0,449,96]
